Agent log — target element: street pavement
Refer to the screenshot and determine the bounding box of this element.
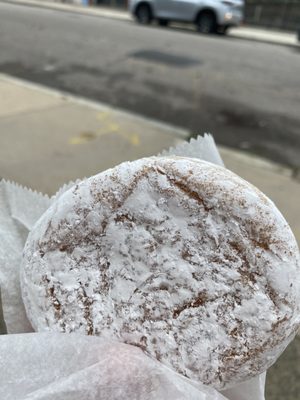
[1,1,300,169]
[3,0,299,47]
[0,74,300,399]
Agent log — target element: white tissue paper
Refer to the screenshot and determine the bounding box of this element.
[0,181,51,333]
[0,333,229,400]
[159,133,224,166]
[0,134,266,399]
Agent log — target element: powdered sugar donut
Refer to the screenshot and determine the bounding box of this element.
[21,157,300,389]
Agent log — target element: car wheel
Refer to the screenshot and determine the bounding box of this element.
[158,19,169,27]
[197,11,217,34]
[136,4,152,25]
[217,25,229,35]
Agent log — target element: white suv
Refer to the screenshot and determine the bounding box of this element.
[129,0,244,34]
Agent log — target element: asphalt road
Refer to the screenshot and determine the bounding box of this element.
[0,2,300,167]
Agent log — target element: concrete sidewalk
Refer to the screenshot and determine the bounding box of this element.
[0,74,300,399]
[3,0,299,47]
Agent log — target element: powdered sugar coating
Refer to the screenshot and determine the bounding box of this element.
[21,157,300,389]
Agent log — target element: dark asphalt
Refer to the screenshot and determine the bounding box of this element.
[0,2,300,167]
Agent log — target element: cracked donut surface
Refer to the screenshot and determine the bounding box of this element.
[21,157,300,389]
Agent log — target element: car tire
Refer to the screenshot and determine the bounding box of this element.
[217,25,229,35]
[158,19,169,27]
[196,11,217,34]
[136,4,152,25]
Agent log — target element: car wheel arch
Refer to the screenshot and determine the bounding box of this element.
[195,8,218,33]
[135,1,153,18]
[194,8,217,24]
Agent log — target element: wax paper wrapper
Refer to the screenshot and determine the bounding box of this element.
[0,332,230,400]
[0,134,265,399]
[0,181,51,333]
[0,179,79,334]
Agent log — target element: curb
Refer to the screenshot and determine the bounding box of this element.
[229,26,298,47]
[0,72,189,139]
[218,146,295,179]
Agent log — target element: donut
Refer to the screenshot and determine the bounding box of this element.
[21,157,300,389]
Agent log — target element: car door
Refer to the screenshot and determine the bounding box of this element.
[154,0,179,19]
[171,0,199,21]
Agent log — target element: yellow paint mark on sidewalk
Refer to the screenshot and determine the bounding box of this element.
[117,132,140,146]
[69,111,140,147]
[69,131,96,145]
[128,133,140,146]
[107,123,120,133]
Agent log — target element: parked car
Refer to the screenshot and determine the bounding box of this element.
[129,0,244,34]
